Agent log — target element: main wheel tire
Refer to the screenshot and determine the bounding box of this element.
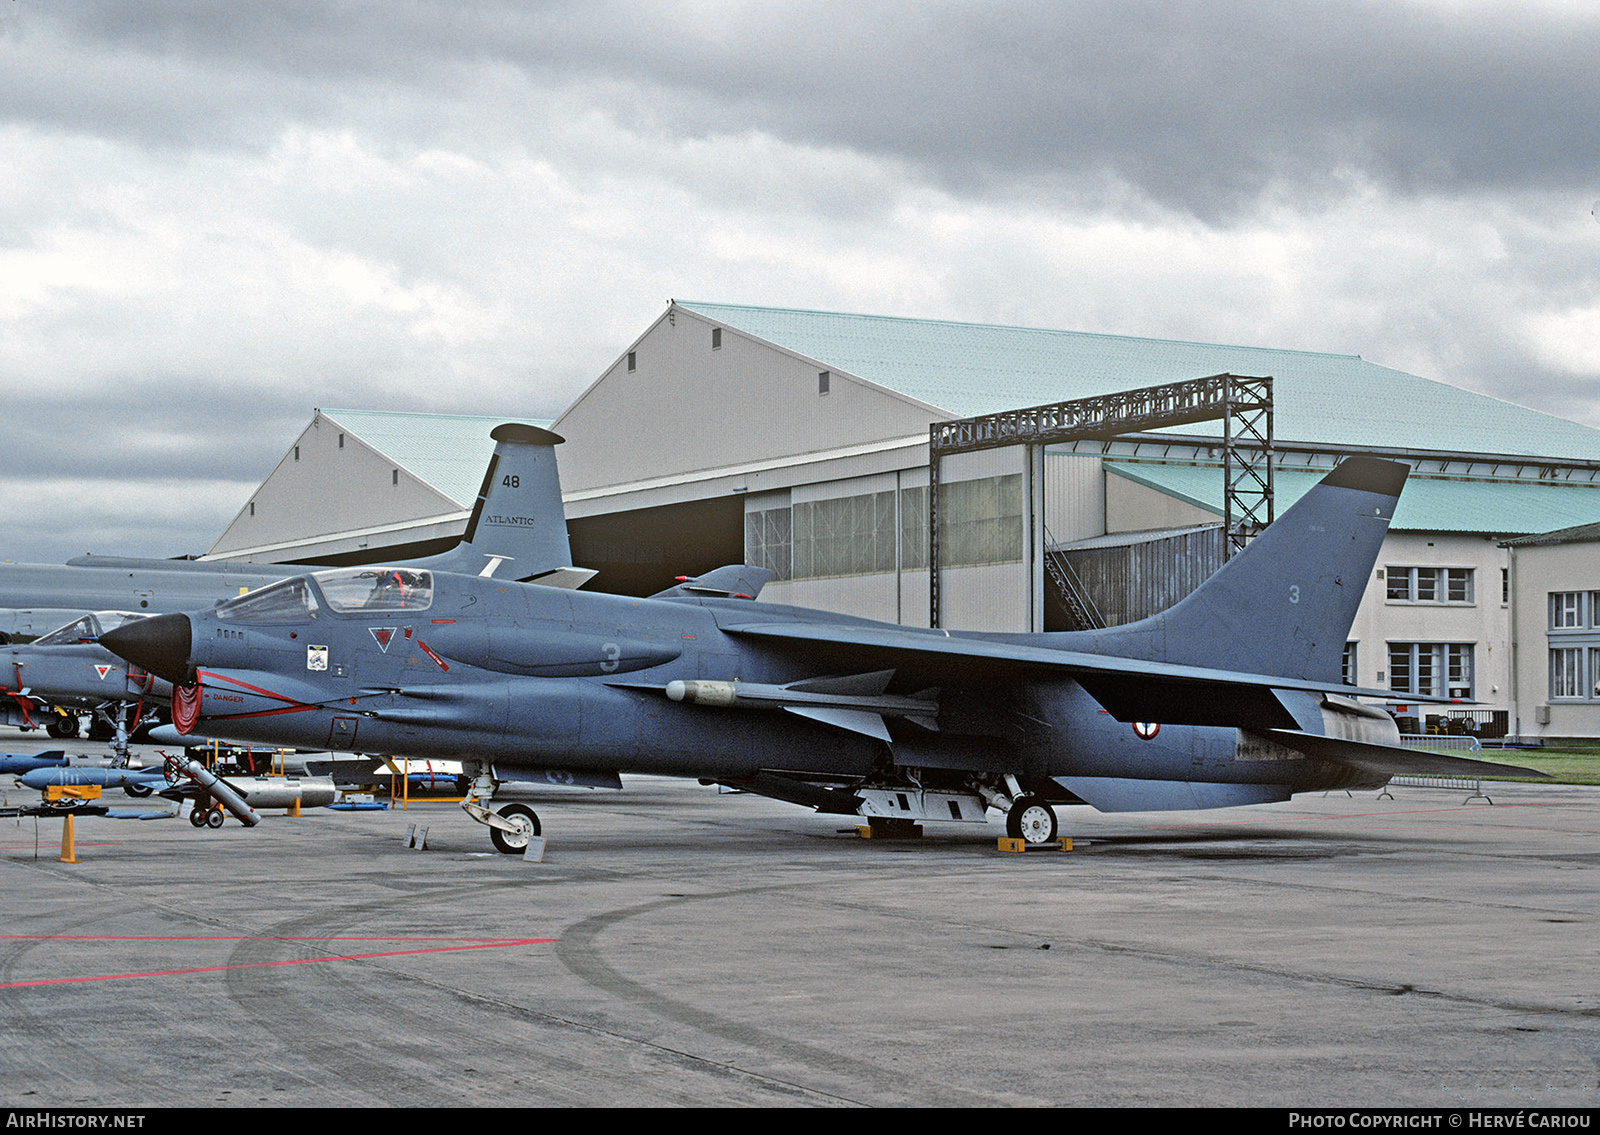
[488,803,540,854]
[188,808,208,828]
[124,782,153,798]
[46,716,79,739]
[1006,796,1058,845]
[205,808,226,829]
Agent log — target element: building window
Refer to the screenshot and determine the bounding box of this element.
[249,502,255,516]
[1386,567,1473,604]
[1342,642,1357,686]
[392,469,398,485]
[1547,591,1600,699]
[294,445,300,461]
[338,433,345,449]
[792,492,899,579]
[711,327,721,350]
[743,507,792,581]
[1551,647,1583,699]
[1501,567,1509,604]
[819,371,830,395]
[1388,642,1474,699]
[627,351,636,372]
[939,474,1026,570]
[899,485,928,571]
[1551,592,1584,629]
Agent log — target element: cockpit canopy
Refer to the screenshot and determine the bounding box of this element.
[34,611,147,646]
[313,569,433,613]
[212,569,435,624]
[215,576,321,623]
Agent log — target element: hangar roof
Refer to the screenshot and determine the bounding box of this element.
[678,302,1600,462]
[318,409,552,505]
[1104,461,1600,536]
[1503,519,1600,547]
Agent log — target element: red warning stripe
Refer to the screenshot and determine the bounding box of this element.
[0,935,554,989]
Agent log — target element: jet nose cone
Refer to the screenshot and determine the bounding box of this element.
[99,612,194,685]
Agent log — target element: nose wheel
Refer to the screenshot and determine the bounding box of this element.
[487,803,541,854]
[1006,796,1058,845]
[460,767,545,854]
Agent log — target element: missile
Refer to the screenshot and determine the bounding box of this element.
[0,751,69,774]
[661,670,938,741]
[19,765,167,792]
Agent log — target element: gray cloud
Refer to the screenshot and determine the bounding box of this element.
[11,2,1599,218]
[1,1,1597,566]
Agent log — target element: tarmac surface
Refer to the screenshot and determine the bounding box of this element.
[1,732,1597,1108]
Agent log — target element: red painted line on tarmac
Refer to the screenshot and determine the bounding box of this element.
[0,935,555,989]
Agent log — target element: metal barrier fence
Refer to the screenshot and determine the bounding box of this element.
[1386,735,1492,801]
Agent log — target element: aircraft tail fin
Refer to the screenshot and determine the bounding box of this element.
[416,425,595,588]
[1071,457,1407,682]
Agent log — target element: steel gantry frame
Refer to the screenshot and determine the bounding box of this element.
[928,373,1273,628]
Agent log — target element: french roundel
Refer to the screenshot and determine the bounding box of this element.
[1132,721,1160,740]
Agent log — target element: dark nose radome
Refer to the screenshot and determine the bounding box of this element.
[99,613,194,685]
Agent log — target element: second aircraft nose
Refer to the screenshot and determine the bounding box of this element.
[99,612,194,686]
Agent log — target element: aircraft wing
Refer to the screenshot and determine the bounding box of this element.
[720,620,1416,732]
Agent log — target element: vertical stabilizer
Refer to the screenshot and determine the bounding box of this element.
[417,425,593,587]
[1071,457,1407,681]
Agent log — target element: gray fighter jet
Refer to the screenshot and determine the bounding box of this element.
[2,425,589,746]
[1,610,173,748]
[100,457,1547,853]
[0,424,589,640]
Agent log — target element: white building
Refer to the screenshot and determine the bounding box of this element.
[1505,523,1600,742]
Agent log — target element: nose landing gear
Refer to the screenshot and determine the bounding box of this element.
[460,767,543,854]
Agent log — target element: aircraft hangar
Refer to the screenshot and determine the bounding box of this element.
[204,301,1600,740]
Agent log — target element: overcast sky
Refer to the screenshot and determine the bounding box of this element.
[3,0,1598,564]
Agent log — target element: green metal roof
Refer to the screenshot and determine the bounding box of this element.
[1503,520,1600,547]
[1104,462,1600,535]
[680,302,1600,461]
[319,409,552,507]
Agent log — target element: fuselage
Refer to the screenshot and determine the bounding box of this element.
[133,568,1387,800]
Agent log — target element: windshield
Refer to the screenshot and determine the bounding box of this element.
[215,577,321,623]
[34,611,146,645]
[312,568,433,613]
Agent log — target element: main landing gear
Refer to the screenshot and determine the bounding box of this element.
[1005,795,1058,845]
[460,767,542,854]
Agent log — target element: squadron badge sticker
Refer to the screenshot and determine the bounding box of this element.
[307,644,329,672]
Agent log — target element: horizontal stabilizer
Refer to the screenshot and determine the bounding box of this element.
[652,564,774,600]
[1268,730,1550,780]
[523,566,599,590]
